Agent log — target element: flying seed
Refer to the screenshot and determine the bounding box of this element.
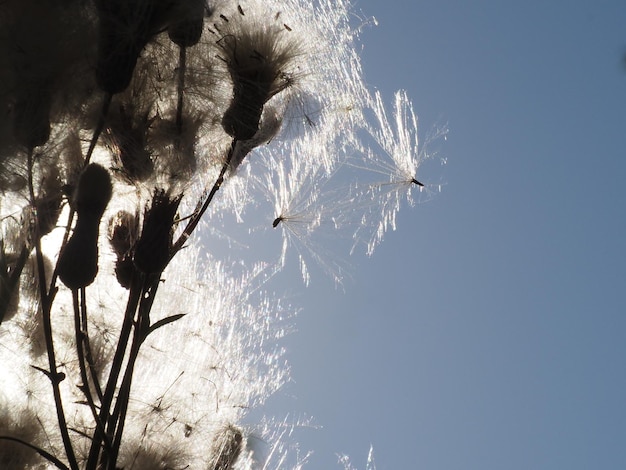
[272,216,283,228]
[411,178,424,187]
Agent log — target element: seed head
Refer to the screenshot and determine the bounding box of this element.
[133,189,182,275]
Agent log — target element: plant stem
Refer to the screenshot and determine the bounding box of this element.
[172,140,237,253]
[102,275,160,470]
[85,272,143,468]
[27,148,79,470]
[72,289,109,452]
[175,46,186,150]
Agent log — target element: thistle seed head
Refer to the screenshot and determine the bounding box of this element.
[210,424,243,470]
[103,103,155,183]
[94,0,178,93]
[217,14,300,141]
[133,189,182,275]
[58,164,112,289]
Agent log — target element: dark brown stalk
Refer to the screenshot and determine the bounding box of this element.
[80,288,104,401]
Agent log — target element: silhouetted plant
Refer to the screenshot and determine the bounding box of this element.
[0,0,444,468]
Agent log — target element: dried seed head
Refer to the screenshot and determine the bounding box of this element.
[217,19,300,141]
[229,106,283,171]
[133,189,182,274]
[94,0,176,93]
[210,425,243,470]
[104,104,155,182]
[108,211,139,288]
[32,166,64,237]
[34,194,63,238]
[108,210,138,257]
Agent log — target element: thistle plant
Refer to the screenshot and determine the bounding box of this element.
[0,0,445,468]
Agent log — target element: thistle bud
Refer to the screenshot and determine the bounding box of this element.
[108,211,139,288]
[168,0,206,48]
[57,164,112,289]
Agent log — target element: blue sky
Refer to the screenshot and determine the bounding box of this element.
[256,1,626,469]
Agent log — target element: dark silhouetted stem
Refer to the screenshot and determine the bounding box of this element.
[27,148,79,470]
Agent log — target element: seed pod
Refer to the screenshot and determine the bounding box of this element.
[108,211,138,257]
[57,164,112,289]
[115,254,135,289]
[133,190,181,275]
[34,194,63,237]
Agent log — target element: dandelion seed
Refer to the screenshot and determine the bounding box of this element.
[349,89,447,255]
[254,143,353,286]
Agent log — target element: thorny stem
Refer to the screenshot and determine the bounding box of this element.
[27,148,79,470]
[172,140,238,253]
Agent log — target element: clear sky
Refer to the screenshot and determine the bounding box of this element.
[251,1,626,469]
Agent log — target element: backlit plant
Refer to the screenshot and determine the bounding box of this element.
[0,0,445,468]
